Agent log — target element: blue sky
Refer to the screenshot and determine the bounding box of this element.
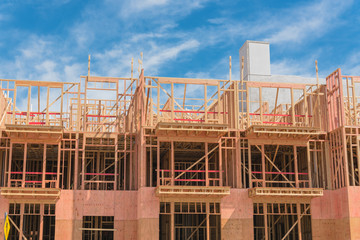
[0,0,359,83]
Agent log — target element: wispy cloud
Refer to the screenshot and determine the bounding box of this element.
[0,0,357,84]
[0,14,9,22]
[91,39,200,77]
[341,51,360,76]
[114,0,208,18]
[271,59,314,77]
[145,39,200,72]
[264,0,353,44]
[124,0,168,12]
[0,0,209,81]
[0,35,86,82]
[196,0,354,47]
[185,57,232,80]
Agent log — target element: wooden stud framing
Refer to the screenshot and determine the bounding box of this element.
[1,54,359,240]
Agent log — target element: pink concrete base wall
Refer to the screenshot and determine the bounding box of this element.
[311,187,360,240]
[55,188,158,240]
[221,189,253,240]
[347,187,360,240]
[55,190,139,239]
[0,193,9,239]
[4,187,360,239]
[137,187,159,240]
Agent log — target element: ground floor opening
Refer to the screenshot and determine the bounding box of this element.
[159,201,221,240]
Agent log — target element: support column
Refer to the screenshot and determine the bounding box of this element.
[205,143,209,186]
[236,135,241,188]
[46,87,50,125]
[7,142,13,187]
[22,144,27,188]
[114,136,118,190]
[150,139,153,187]
[39,204,44,240]
[297,203,302,240]
[74,135,79,189]
[171,83,174,122]
[261,145,265,187]
[12,85,17,124]
[206,202,210,240]
[42,144,47,188]
[264,203,268,240]
[129,134,133,190]
[18,203,24,240]
[248,144,252,188]
[157,141,160,186]
[81,137,86,190]
[124,134,127,190]
[306,142,312,188]
[219,139,223,186]
[171,141,174,186]
[170,202,174,240]
[291,87,295,124]
[294,146,299,188]
[56,142,61,188]
[26,86,31,125]
[204,85,208,123]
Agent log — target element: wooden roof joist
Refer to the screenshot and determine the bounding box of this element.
[83,76,133,83]
[0,79,76,87]
[246,81,319,89]
[146,76,222,85]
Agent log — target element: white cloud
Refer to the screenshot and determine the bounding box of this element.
[194,0,354,47]
[19,37,50,59]
[341,51,360,76]
[35,60,60,82]
[0,34,87,82]
[185,56,232,80]
[70,22,95,47]
[127,0,168,11]
[271,59,312,77]
[64,63,83,82]
[264,0,353,44]
[90,39,200,77]
[109,0,208,19]
[0,14,8,21]
[185,71,211,79]
[208,18,226,25]
[130,33,165,42]
[145,39,200,71]
[0,0,355,87]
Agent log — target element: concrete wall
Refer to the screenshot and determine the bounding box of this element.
[311,187,353,240]
[3,187,360,239]
[0,194,9,239]
[220,187,360,240]
[55,190,139,240]
[55,188,159,240]
[137,187,159,240]
[347,187,360,240]
[221,189,253,240]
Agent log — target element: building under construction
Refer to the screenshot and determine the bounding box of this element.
[0,41,359,239]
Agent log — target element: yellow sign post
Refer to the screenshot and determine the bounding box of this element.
[4,213,10,240]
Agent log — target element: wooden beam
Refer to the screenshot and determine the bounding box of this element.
[255,145,295,187]
[7,214,28,240]
[147,77,221,86]
[281,205,310,240]
[174,143,220,180]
